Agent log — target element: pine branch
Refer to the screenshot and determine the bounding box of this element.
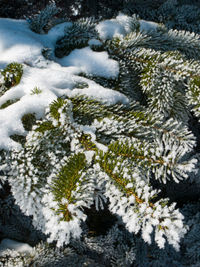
[96,149,186,249]
[55,17,98,58]
[51,153,93,221]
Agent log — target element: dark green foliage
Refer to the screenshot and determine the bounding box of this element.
[79,73,118,91]
[1,2,200,263]
[118,64,146,103]
[35,121,55,134]
[27,1,60,34]
[31,87,42,95]
[49,98,67,121]
[79,133,97,151]
[71,96,114,124]
[122,0,200,35]
[52,153,86,221]
[0,99,19,109]
[1,62,23,90]
[106,34,200,121]
[21,113,36,131]
[55,18,98,58]
[10,134,26,145]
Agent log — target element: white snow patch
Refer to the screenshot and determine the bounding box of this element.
[96,13,159,40]
[96,13,132,40]
[0,19,43,68]
[96,20,126,40]
[0,93,56,150]
[71,82,129,105]
[84,150,95,163]
[57,47,119,78]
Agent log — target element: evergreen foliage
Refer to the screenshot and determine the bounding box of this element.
[5,96,196,250]
[0,63,23,95]
[0,99,19,110]
[31,87,42,95]
[2,2,200,266]
[122,0,200,35]
[27,1,60,34]
[55,17,98,58]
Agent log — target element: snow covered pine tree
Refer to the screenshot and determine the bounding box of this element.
[1,2,200,258]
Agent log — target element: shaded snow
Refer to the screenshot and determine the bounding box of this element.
[0,18,72,68]
[0,239,33,256]
[88,38,102,46]
[139,20,159,32]
[0,19,43,68]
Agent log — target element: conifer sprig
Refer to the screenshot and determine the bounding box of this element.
[55,18,98,58]
[6,96,196,248]
[51,153,94,222]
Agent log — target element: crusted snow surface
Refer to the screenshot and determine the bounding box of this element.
[0,18,128,150]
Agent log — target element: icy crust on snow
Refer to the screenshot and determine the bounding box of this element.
[0,18,128,150]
